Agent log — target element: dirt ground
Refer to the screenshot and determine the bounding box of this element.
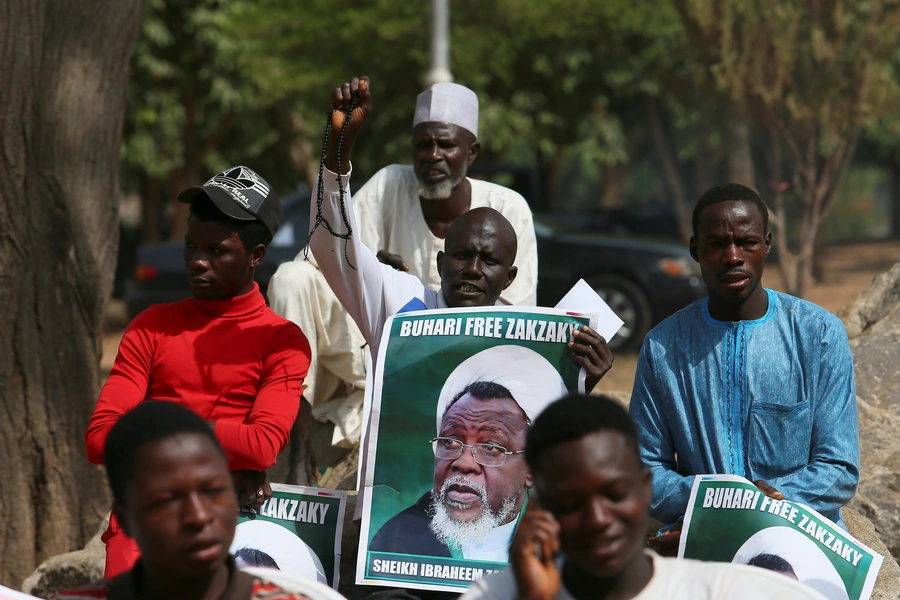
[102,240,900,395]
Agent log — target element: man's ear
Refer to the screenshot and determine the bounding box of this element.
[249,244,266,269]
[112,501,133,539]
[436,250,444,276]
[764,231,772,256]
[689,236,699,262]
[524,469,534,490]
[467,140,480,166]
[504,265,518,290]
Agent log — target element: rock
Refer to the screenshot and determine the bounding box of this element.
[848,397,900,561]
[843,507,900,600]
[21,517,107,598]
[837,264,900,561]
[848,303,900,412]
[316,445,359,492]
[837,262,900,339]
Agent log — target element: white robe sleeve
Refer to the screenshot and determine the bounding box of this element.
[308,166,427,357]
[347,166,390,254]
[502,199,538,306]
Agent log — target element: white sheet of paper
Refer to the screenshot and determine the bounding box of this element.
[554,279,625,342]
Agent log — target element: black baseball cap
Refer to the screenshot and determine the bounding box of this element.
[177,166,282,236]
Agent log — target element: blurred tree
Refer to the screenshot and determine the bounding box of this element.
[127,0,727,238]
[122,0,308,242]
[223,0,664,205]
[864,51,900,239]
[0,0,142,586]
[127,0,900,265]
[676,0,900,297]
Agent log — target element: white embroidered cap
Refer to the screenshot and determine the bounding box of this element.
[413,82,479,138]
[230,520,327,583]
[435,345,567,433]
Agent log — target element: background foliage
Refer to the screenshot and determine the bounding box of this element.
[121,0,900,295]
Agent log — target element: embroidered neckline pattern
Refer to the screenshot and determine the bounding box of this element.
[738,324,748,476]
[725,326,736,473]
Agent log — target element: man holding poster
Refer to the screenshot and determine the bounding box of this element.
[463,395,828,600]
[359,307,598,593]
[629,183,859,552]
[310,76,613,597]
[307,76,613,390]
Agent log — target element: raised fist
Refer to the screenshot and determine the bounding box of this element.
[325,76,372,173]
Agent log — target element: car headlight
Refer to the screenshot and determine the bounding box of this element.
[657,257,701,278]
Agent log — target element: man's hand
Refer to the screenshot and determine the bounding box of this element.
[647,521,682,557]
[325,76,372,174]
[569,325,614,392]
[376,250,410,272]
[753,479,785,500]
[232,470,272,510]
[510,504,562,600]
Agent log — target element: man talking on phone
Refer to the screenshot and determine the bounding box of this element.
[462,394,827,600]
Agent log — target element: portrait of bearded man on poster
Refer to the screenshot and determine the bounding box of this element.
[369,345,567,562]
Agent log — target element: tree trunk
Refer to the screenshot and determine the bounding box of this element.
[167,110,237,241]
[0,0,142,587]
[140,174,163,243]
[646,99,692,241]
[726,120,756,188]
[599,163,626,209]
[288,111,320,188]
[167,168,197,242]
[892,156,900,239]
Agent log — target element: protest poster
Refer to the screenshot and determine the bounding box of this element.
[678,475,883,600]
[356,306,598,593]
[234,484,347,590]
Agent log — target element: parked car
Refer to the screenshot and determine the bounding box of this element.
[127,185,706,351]
[467,164,706,350]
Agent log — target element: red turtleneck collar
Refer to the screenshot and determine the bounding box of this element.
[188,282,266,318]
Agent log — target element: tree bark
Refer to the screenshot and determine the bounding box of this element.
[0,0,142,587]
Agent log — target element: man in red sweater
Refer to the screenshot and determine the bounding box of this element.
[86,166,311,578]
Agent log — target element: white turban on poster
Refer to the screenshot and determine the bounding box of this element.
[231,520,327,584]
[435,345,567,432]
[732,526,848,600]
[413,83,479,137]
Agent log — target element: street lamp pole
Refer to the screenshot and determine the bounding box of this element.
[426,0,453,85]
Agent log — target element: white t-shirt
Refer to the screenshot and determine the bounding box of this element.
[460,551,828,600]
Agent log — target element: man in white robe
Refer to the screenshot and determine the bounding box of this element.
[267,81,538,453]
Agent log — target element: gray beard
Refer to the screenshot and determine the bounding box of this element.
[417,171,467,201]
[428,475,519,549]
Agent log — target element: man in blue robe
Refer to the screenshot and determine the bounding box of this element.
[629,183,859,551]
